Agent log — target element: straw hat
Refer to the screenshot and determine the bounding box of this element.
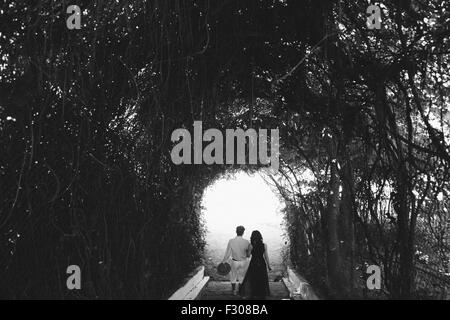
[217,262,231,275]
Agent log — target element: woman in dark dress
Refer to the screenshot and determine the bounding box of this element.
[239,230,271,299]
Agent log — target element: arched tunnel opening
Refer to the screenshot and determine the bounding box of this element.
[201,171,286,281]
[1,1,449,301]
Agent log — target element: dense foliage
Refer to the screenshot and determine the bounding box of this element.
[0,0,449,299]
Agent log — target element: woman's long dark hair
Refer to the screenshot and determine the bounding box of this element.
[250,230,264,248]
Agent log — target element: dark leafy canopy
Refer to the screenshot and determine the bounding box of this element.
[0,0,449,299]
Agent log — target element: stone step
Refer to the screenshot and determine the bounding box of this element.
[200,281,291,300]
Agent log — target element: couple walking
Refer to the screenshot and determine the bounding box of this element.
[221,225,271,299]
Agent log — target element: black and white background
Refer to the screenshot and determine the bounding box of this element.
[0,0,449,303]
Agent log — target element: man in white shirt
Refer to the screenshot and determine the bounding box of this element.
[222,225,250,295]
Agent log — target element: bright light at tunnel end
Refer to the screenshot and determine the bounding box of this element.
[201,171,286,266]
[202,172,285,225]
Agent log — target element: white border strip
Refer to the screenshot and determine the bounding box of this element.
[169,266,209,300]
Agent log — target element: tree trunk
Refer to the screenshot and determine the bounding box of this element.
[394,169,414,299]
[326,135,342,297]
[340,154,356,296]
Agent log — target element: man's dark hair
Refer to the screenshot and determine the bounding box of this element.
[236,226,245,236]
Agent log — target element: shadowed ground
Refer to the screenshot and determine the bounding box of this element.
[200,281,290,300]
